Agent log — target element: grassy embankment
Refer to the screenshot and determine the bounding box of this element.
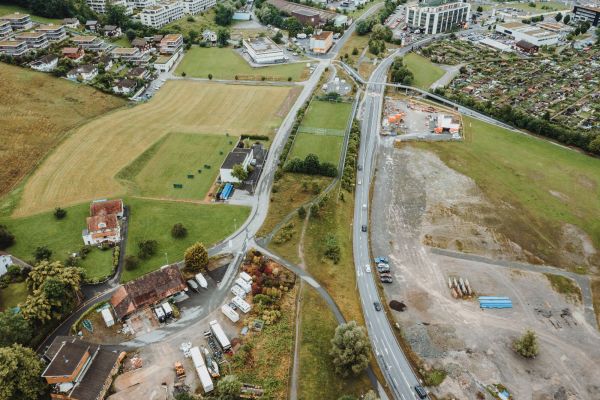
[402,52,445,90]
[175,47,308,81]
[544,273,583,303]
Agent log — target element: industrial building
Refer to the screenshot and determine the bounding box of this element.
[243,36,287,64]
[406,0,471,35]
[573,4,600,26]
[495,21,560,46]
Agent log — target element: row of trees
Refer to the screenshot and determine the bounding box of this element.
[341,121,361,191]
[285,153,338,177]
[3,0,96,21]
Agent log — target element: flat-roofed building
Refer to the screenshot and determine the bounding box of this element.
[243,36,287,64]
[86,0,131,14]
[0,40,29,57]
[573,4,600,26]
[111,46,151,64]
[35,24,67,42]
[159,33,183,54]
[182,0,216,14]
[140,0,184,28]
[309,30,333,54]
[127,0,157,8]
[495,21,560,46]
[292,9,322,26]
[0,13,33,31]
[14,31,49,49]
[406,0,470,34]
[0,20,12,39]
[71,35,111,52]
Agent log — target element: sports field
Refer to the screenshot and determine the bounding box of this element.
[403,52,445,89]
[122,198,250,281]
[0,203,113,280]
[120,133,236,199]
[175,47,308,81]
[288,100,353,165]
[14,81,296,217]
[0,63,126,199]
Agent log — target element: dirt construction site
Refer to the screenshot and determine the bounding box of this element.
[370,140,600,399]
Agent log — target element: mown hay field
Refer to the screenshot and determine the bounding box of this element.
[14,81,296,217]
[0,63,126,199]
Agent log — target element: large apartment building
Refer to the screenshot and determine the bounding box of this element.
[86,0,131,14]
[140,0,184,28]
[0,39,29,56]
[573,4,600,26]
[35,24,68,42]
[159,33,183,54]
[0,13,33,31]
[14,31,49,49]
[0,20,12,39]
[406,0,471,34]
[182,0,216,14]
[71,35,112,52]
[127,0,157,8]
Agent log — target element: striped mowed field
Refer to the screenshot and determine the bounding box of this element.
[14,81,296,217]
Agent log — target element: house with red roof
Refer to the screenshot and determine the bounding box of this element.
[82,199,124,246]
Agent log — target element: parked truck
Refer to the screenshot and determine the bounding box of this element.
[190,346,214,393]
[221,304,240,323]
[209,320,231,351]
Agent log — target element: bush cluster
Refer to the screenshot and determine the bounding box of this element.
[341,120,361,191]
[285,154,337,177]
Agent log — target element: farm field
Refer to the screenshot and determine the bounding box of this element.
[122,197,250,281]
[288,100,352,165]
[414,116,600,269]
[0,5,61,23]
[403,52,445,89]
[121,133,236,200]
[0,63,126,200]
[0,203,114,280]
[0,282,28,312]
[175,47,308,81]
[14,81,296,217]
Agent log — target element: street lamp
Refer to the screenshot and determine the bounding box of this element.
[164,252,169,266]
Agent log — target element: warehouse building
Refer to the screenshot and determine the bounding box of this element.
[243,36,287,64]
[573,4,600,26]
[495,21,560,46]
[406,0,471,34]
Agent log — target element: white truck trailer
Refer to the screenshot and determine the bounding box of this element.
[209,320,231,351]
[235,278,252,294]
[221,304,240,323]
[190,346,214,393]
[232,296,251,314]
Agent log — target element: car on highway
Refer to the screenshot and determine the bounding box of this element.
[415,385,427,399]
[358,179,362,185]
[357,164,363,171]
[362,203,367,209]
[364,264,371,273]
[361,225,367,232]
[373,302,382,311]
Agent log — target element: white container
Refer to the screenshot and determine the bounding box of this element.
[190,347,213,393]
[221,304,240,323]
[210,320,231,350]
[232,296,251,314]
[239,271,252,284]
[231,284,246,299]
[235,278,252,294]
[101,308,114,327]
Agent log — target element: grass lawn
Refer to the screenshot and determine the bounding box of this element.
[122,197,250,281]
[301,100,353,132]
[413,117,600,268]
[110,36,131,47]
[289,133,344,165]
[0,203,113,280]
[403,52,445,89]
[122,133,236,200]
[164,9,217,36]
[0,4,62,24]
[337,32,369,65]
[0,63,125,203]
[0,282,28,312]
[350,0,384,18]
[175,47,308,81]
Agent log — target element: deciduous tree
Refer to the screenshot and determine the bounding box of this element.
[232,164,249,181]
[513,329,539,358]
[216,374,242,399]
[330,321,371,377]
[0,311,33,347]
[184,242,209,273]
[0,344,47,400]
[0,225,15,250]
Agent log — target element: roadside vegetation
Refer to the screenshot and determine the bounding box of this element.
[544,273,582,303]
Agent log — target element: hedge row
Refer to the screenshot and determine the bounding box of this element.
[341,120,361,191]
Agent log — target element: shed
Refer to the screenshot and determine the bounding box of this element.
[101,308,115,327]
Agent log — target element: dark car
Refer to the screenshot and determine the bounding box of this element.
[361,225,367,232]
[373,302,381,311]
[380,277,393,284]
[358,164,363,171]
[415,385,427,399]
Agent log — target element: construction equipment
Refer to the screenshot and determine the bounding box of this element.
[174,362,186,381]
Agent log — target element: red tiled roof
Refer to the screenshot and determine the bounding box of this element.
[86,212,118,232]
[90,199,123,217]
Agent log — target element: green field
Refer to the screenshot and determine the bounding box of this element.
[0,282,28,312]
[0,203,113,280]
[415,117,600,268]
[122,197,250,281]
[288,100,353,165]
[403,52,445,89]
[0,5,62,24]
[175,47,307,81]
[481,1,570,12]
[122,133,236,200]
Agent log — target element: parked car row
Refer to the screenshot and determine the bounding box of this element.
[375,256,392,284]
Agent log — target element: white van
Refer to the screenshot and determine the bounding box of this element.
[161,302,173,317]
[235,278,252,294]
[232,296,251,313]
[154,306,166,323]
[231,284,246,298]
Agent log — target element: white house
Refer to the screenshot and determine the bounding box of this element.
[67,64,98,81]
[62,18,80,29]
[0,252,27,276]
[220,147,254,183]
[243,36,287,64]
[154,51,180,72]
[202,29,217,44]
[82,199,124,246]
[31,54,59,72]
[112,78,137,95]
[159,33,183,54]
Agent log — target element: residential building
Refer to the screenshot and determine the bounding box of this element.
[31,54,59,72]
[68,64,99,81]
[0,252,28,276]
[15,31,49,49]
[153,52,180,72]
[62,47,85,61]
[62,18,80,29]
[159,33,183,54]
[127,66,149,79]
[42,336,123,400]
[86,0,131,14]
[309,30,333,54]
[82,199,124,245]
[113,78,138,95]
[220,147,254,183]
[110,264,187,320]
[0,39,29,56]
[406,0,471,35]
[131,37,151,52]
[182,0,216,14]
[35,24,67,42]
[202,29,217,44]
[85,20,98,32]
[334,14,349,27]
[111,46,151,64]
[140,1,185,28]
[102,24,122,37]
[0,13,33,31]
[0,20,12,40]
[127,0,157,8]
[71,35,111,52]
[495,21,559,46]
[243,36,287,64]
[96,53,113,69]
[573,4,600,26]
